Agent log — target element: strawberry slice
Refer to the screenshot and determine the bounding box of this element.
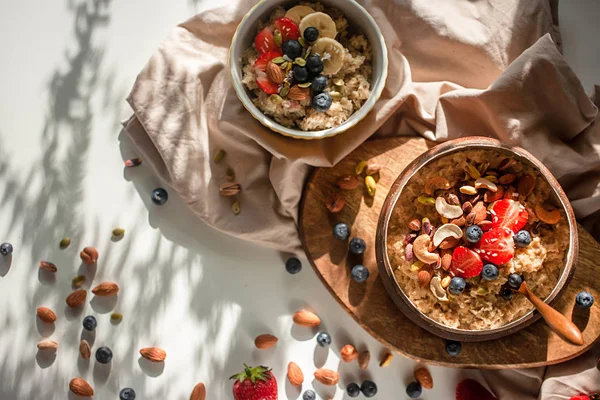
[253,51,283,94]
[275,17,300,41]
[491,199,528,233]
[450,246,483,278]
[475,227,515,265]
[569,396,591,400]
[255,27,276,54]
[253,51,283,72]
[456,379,497,400]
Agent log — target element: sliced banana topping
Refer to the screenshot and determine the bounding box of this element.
[299,12,337,39]
[310,37,345,75]
[284,5,315,24]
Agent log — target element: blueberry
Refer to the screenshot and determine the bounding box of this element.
[0,243,13,256]
[501,287,513,300]
[360,380,378,398]
[82,315,97,331]
[514,230,532,248]
[293,65,309,83]
[333,222,350,240]
[349,237,366,255]
[151,188,168,205]
[303,26,319,42]
[316,332,331,347]
[465,225,483,244]
[351,265,369,283]
[306,54,323,75]
[302,390,316,400]
[312,76,327,94]
[576,291,594,308]
[282,40,302,59]
[406,381,422,398]
[285,257,302,274]
[347,382,360,397]
[119,388,136,400]
[449,277,466,295]
[445,340,462,356]
[312,92,333,112]
[507,273,523,290]
[482,264,499,281]
[95,346,113,364]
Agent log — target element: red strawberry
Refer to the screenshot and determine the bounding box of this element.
[231,364,277,400]
[253,51,283,72]
[255,27,276,53]
[491,199,528,233]
[275,17,300,41]
[475,227,515,265]
[456,379,497,400]
[569,396,591,400]
[253,51,283,94]
[450,246,483,278]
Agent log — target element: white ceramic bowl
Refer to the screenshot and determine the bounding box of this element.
[229,0,388,140]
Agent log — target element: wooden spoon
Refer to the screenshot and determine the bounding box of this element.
[517,281,583,346]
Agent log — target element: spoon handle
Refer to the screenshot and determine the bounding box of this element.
[517,281,583,346]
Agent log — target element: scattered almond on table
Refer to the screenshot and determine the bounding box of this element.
[287,362,304,386]
[140,347,167,362]
[37,339,58,351]
[292,309,321,327]
[190,382,206,400]
[36,306,56,323]
[92,282,119,296]
[314,368,339,386]
[65,289,87,308]
[39,261,57,273]
[80,246,98,264]
[255,334,278,349]
[79,340,91,360]
[69,378,94,397]
[358,350,371,370]
[340,344,358,362]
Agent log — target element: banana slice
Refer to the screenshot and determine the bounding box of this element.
[299,12,337,39]
[284,5,315,24]
[310,38,345,75]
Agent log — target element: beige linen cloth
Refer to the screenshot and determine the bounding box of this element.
[124,0,600,398]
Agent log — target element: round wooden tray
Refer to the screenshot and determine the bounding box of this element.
[299,137,600,368]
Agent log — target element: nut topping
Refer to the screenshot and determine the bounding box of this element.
[412,234,440,265]
[435,197,463,219]
[432,223,463,247]
[424,176,451,196]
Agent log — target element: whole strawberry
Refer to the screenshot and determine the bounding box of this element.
[230,364,277,400]
[570,394,600,400]
[456,379,497,400]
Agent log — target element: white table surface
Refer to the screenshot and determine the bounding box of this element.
[0,1,598,399]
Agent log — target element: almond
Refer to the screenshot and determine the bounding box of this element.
[365,162,382,175]
[498,173,517,185]
[408,219,421,231]
[504,185,517,199]
[140,347,167,362]
[337,175,359,190]
[517,175,536,197]
[314,368,339,386]
[37,339,58,350]
[441,250,452,270]
[92,282,119,296]
[484,185,504,202]
[287,85,309,101]
[36,307,56,323]
[69,378,94,397]
[340,344,358,362]
[450,216,466,227]
[219,182,241,197]
[254,334,278,349]
[417,269,432,287]
[379,352,393,367]
[266,61,285,84]
[478,220,493,231]
[80,246,99,264]
[190,382,206,400]
[39,261,57,272]
[79,340,91,360]
[287,362,304,386]
[414,367,433,389]
[325,193,345,213]
[438,236,459,250]
[66,289,87,308]
[293,309,321,327]
[472,201,487,224]
[358,350,370,370]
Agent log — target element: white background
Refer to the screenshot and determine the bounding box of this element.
[0,0,598,399]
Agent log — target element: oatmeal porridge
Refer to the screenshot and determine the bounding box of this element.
[386,150,569,330]
[240,2,372,131]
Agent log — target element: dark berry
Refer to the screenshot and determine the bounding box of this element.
[316,332,331,347]
[95,346,113,364]
[482,264,499,281]
[406,381,422,398]
[302,390,316,400]
[514,230,532,247]
[311,75,327,93]
[448,277,466,295]
[282,40,302,59]
[446,340,462,356]
[361,380,378,397]
[0,243,13,256]
[151,188,168,205]
[333,222,350,240]
[312,92,332,112]
[501,287,513,300]
[82,315,97,331]
[293,65,309,83]
[285,257,302,274]
[576,291,594,308]
[303,26,319,42]
[351,265,369,283]
[119,388,136,400]
[306,54,323,75]
[349,237,366,255]
[347,382,360,397]
[507,273,523,290]
[465,225,483,244]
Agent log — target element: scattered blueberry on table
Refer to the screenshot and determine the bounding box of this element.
[333,222,350,241]
[119,388,136,400]
[576,291,594,308]
[507,273,523,290]
[406,381,422,398]
[481,264,499,281]
[351,265,370,283]
[347,382,361,397]
[514,230,532,247]
[282,39,302,59]
[95,346,113,364]
[349,237,366,255]
[285,257,302,274]
[361,380,378,397]
[82,315,97,331]
[316,331,331,347]
[448,277,466,295]
[465,225,483,244]
[446,340,462,356]
[303,26,319,42]
[311,75,327,93]
[312,92,332,112]
[302,389,316,400]
[0,242,13,256]
[501,287,513,300]
[151,188,168,205]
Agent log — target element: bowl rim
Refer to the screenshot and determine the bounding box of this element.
[375,137,579,342]
[228,0,389,140]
